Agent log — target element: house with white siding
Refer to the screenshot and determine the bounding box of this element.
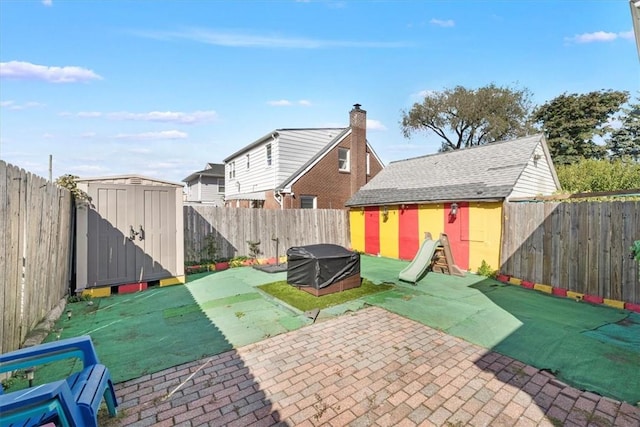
[182,163,225,205]
[344,134,560,271]
[223,104,384,209]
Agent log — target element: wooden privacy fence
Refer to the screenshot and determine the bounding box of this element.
[501,201,640,304]
[184,206,350,262]
[0,161,73,353]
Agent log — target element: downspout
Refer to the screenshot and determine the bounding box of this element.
[275,189,283,209]
[270,132,283,209]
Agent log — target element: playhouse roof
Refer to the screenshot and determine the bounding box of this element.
[345,133,558,207]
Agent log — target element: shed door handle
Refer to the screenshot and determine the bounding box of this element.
[129,225,138,241]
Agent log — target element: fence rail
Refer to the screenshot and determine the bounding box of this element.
[1,161,73,353]
[500,201,640,304]
[184,206,350,262]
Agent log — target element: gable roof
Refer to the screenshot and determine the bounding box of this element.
[277,128,384,191]
[345,134,557,207]
[223,128,347,163]
[182,163,225,183]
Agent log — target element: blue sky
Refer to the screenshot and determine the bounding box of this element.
[1,0,638,184]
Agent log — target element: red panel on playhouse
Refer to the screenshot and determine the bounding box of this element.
[444,202,469,270]
[364,206,380,255]
[398,204,419,260]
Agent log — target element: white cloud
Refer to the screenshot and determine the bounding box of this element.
[0,61,102,83]
[67,110,217,124]
[134,28,409,49]
[42,0,52,6]
[618,30,634,40]
[127,147,152,154]
[71,164,110,174]
[77,111,103,118]
[429,19,455,28]
[565,30,632,44]
[268,100,292,106]
[0,100,44,110]
[411,89,439,100]
[108,110,217,124]
[114,130,188,141]
[366,119,387,131]
[42,133,54,139]
[267,99,312,107]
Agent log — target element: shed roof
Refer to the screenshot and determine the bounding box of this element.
[345,134,550,207]
[76,174,183,187]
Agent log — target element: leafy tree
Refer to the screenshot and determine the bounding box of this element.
[55,174,91,202]
[607,99,640,161]
[556,158,640,193]
[400,84,535,151]
[533,90,629,164]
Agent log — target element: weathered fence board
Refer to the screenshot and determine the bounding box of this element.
[0,161,72,353]
[184,206,350,262]
[501,201,640,304]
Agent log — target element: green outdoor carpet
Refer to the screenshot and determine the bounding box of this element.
[7,256,640,405]
[359,255,640,404]
[13,268,310,389]
[8,283,231,390]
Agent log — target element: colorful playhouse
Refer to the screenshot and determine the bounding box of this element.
[345,134,560,272]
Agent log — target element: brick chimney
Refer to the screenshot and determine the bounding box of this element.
[349,104,367,195]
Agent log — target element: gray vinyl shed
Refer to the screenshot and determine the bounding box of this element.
[75,175,184,291]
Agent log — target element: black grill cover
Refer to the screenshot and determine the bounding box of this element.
[286,244,360,289]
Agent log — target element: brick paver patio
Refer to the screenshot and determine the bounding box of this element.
[109,307,640,426]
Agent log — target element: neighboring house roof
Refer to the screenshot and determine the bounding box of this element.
[182,163,225,183]
[277,128,383,191]
[223,128,346,163]
[346,134,559,207]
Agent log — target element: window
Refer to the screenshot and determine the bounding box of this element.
[266,144,272,166]
[217,178,225,193]
[300,195,317,209]
[338,148,350,172]
[228,162,235,179]
[246,154,250,170]
[366,152,371,175]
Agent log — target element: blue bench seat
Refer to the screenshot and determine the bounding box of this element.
[0,336,118,427]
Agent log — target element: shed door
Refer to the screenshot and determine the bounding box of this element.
[87,185,137,287]
[135,186,175,281]
[86,184,176,286]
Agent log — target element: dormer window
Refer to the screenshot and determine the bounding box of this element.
[338,148,350,172]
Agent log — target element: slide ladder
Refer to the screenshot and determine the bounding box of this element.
[431,233,465,277]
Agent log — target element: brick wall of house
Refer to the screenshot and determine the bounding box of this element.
[290,136,383,209]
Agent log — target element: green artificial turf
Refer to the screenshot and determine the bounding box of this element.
[258,279,393,311]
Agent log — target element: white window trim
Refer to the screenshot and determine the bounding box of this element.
[266,144,272,167]
[338,148,350,172]
[366,152,371,175]
[300,195,317,209]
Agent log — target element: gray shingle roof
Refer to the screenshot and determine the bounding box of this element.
[182,163,225,183]
[346,134,545,207]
